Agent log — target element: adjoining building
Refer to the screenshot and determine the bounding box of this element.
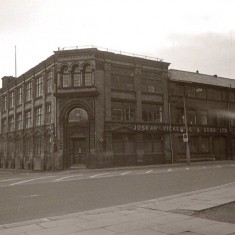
[169,69,235,163]
[0,48,234,171]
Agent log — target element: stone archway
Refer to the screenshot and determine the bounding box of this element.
[63,107,90,168]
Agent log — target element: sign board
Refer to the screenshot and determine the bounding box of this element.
[183,133,188,143]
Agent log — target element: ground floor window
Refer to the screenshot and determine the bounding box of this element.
[143,134,163,153]
[112,133,136,154]
[178,135,210,153]
[24,137,31,156]
[34,136,42,156]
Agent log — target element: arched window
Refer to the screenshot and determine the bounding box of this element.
[68,108,88,122]
[72,65,82,87]
[60,65,70,87]
[82,64,93,86]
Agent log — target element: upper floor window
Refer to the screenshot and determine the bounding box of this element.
[9,91,14,109]
[61,65,70,88]
[188,110,197,125]
[16,87,22,105]
[185,86,196,98]
[83,64,93,86]
[16,113,23,130]
[207,88,221,100]
[2,95,7,112]
[25,82,32,102]
[25,110,31,128]
[229,92,235,102]
[35,76,43,97]
[141,79,163,94]
[198,111,207,125]
[175,108,184,124]
[111,74,134,91]
[142,103,163,123]
[45,103,51,124]
[170,83,184,96]
[46,71,52,94]
[112,101,135,122]
[72,65,82,87]
[195,87,206,99]
[35,107,42,126]
[2,118,7,133]
[9,116,14,132]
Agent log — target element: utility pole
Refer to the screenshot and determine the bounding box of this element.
[183,95,191,165]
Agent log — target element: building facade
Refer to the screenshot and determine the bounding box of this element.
[0,48,234,171]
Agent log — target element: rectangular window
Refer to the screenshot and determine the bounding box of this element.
[111,74,134,91]
[188,110,196,125]
[189,136,199,153]
[186,86,196,97]
[198,111,207,125]
[35,107,42,126]
[142,103,163,123]
[170,83,184,96]
[9,91,14,109]
[16,87,22,105]
[112,101,135,122]
[200,137,210,153]
[45,103,51,124]
[195,87,206,99]
[9,116,14,132]
[25,82,32,101]
[2,118,7,133]
[35,76,43,97]
[229,92,235,102]
[141,79,163,94]
[207,88,221,100]
[25,110,31,128]
[34,136,42,156]
[16,139,22,155]
[112,134,136,154]
[24,138,31,156]
[45,135,51,153]
[16,113,23,130]
[175,109,184,124]
[2,95,7,111]
[143,134,163,153]
[46,71,52,94]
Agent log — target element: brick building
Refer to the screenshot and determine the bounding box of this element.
[169,69,235,163]
[0,48,170,170]
[0,48,234,171]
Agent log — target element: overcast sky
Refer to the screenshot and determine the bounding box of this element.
[1,0,235,85]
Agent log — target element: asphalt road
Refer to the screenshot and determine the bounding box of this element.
[0,162,234,225]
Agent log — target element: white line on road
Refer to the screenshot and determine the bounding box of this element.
[186,168,190,170]
[203,166,207,169]
[217,165,222,168]
[0,178,21,183]
[9,176,55,186]
[54,174,84,182]
[121,171,132,176]
[167,168,172,172]
[90,173,110,178]
[145,170,153,174]
[20,195,40,198]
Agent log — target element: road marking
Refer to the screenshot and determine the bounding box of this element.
[90,173,109,178]
[121,171,132,176]
[186,168,190,170]
[0,178,21,182]
[217,165,222,168]
[145,170,153,174]
[167,168,172,172]
[20,194,40,198]
[9,176,55,186]
[54,174,83,182]
[203,166,207,169]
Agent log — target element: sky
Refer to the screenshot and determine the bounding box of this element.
[1,0,235,86]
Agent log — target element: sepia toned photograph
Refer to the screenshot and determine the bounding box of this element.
[0,0,234,234]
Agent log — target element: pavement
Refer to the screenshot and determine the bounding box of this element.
[0,181,234,234]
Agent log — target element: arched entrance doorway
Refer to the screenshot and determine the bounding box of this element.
[66,108,89,167]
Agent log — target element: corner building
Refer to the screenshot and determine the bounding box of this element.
[0,48,171,170]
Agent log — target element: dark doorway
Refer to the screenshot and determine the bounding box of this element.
[66,108,89,167]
